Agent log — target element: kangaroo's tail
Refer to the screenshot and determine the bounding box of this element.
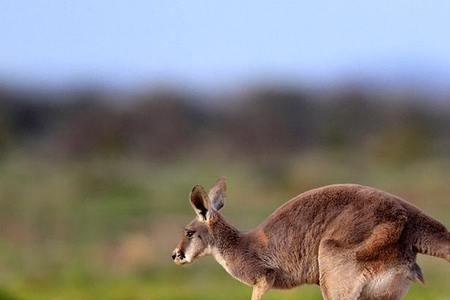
[412,212,450,262]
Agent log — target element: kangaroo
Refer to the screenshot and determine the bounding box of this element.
[172,178,450,300]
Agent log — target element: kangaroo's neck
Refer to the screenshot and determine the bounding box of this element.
[209,213,241,253]
[209,213,261,286]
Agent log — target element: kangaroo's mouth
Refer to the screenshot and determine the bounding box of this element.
[172,250,192,265]
[174,257,192,265]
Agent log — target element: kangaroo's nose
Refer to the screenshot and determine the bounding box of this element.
[172,249,185,261]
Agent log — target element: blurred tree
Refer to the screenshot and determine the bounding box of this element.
[0,83,448,162]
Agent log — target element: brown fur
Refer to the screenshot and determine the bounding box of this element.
[172,181,450,300]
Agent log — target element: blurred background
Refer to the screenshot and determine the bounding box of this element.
[1,1,450,299]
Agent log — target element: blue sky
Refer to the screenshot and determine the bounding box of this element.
[1,0,450,88]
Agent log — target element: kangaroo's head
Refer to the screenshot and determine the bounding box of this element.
[172,177,226,265]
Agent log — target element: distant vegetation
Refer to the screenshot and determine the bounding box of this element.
[1,84,449,162]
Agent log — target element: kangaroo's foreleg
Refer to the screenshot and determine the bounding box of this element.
[251,277,272,300]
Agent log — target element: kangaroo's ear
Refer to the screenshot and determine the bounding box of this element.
[208,177,226,211]
[190,185,210,221]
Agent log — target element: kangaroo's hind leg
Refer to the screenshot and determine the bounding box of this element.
[318,239,367,300]
[356,215,407,261]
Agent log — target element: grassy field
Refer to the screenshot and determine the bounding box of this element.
[0,152,449,300]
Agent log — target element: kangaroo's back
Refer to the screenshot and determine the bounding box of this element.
[260,183,401,243]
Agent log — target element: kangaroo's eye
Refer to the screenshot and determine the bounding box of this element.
[186,230,195,238]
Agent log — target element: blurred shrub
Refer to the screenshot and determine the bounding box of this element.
[0,83,448,163]
[0,289,19,300]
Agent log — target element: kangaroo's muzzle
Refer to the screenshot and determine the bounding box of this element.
[172,249,186,264]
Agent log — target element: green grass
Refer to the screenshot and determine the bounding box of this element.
[0,152,449,299]
[5,263,450,300]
